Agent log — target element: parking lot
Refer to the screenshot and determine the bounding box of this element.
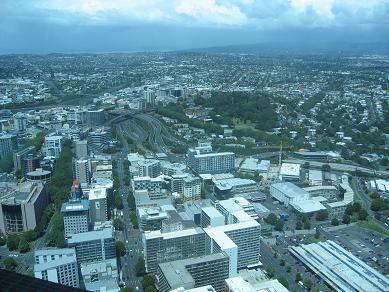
[322,225,389,275]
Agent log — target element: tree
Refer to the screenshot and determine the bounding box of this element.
[116,241,126,257]
[274,219,284,231]
[120,288,135,292]
[352,202,361,213]
[314,228,320,239]
[135,257,146,276]
[345,205,354,216]
[321,164,331,173]
[331,218,339,226]
[343,214,351,224]
[303,279,313,290]
[296,221,303,230]
[23,230,37,242]
[6,234,20,251]
[144,287,156,292]
[266,213,278,225]
[141,275,154,290]
[113,218,124,231]
[278,277,289,289]
[0,153,14,173]
[18,237,29,253]
[3,257,17,271]
[295,273,303,282]
[303,220,311,230]
[358,209,368,221]
[280,259,285,266]
[287,266,292,273]
[316,209,328,221]
[265,267,275,278]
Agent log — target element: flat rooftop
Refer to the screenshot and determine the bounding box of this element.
[271,182,309,198]
[67,226,113,244]
[289,240,389,292]
[290,199,326,213]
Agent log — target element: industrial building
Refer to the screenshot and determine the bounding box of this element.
[289,240,389,292]
[270,182,309,206]
[303,185,337,201]
[279,163,301,182]
[214,178,259,199]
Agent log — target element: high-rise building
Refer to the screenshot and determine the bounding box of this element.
[144,90,156,107]
[132,176,164,199]
[67,227,116,264]
[138,159,161,178]
[34,248,80,288]
[88,187,108,223]
[23,153,41,175]
[171,174,202,202]
[85,109,105,126]
[13,113,28,132]
[187,151,235,174]
[143,227,206,273]
[87,128,110,152]
[13,146,35,172]
[75,140,88,158]
[61,200,90,238]
[42,135,63,158]
[72,158,91,184]
[0,182,48,234]
[0,134,17,160]
[157,253,230,292]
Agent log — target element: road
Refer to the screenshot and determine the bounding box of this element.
[115,124,144,290]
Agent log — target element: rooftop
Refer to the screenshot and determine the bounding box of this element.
[67,226,113,244]
[289,240,389,292]
[271,182,309,198]
[290,199,327,213]
[61,199,89,213]
[280,163,300,176]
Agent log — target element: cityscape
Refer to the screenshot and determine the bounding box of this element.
[0,1,389,292]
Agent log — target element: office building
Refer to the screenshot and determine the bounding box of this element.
[225,269,289,292]
[34,248,80,288]
[67,227,116,264]
[0,182,48,234]
[132,176,165,200]
[72,158,91,184]
[23,154,41,175]
[61,200,90,238]
[137,207,169,231]
[26,168,52,183]
[214,178,259,199]
[143,227,206,273]
[87,128,110,152]
[303,186,337,201]
[80,258,119,292]
[171,173,202,201]
[138,159,161,178]
[227,197,259,221]
[85,109,105,126]
[42,135,63,158]
[201,206,224,228]
[88,187,108,223]
[289,240,389,292]
[13,112,28,132]
[75,140,88,159]
[270,182,309,206]
[144,90,156,107]
[157,253,230,292]
[0,133,17,159]
[162,162,186,176]
[187,151,235,174]
[13,146,35,172]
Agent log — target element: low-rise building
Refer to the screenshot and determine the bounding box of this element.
[270,182,309,206]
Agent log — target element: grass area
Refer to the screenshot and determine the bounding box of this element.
[308,234,326,243]
[233,118,257,130]
[358,220,389,236]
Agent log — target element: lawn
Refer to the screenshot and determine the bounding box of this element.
[358,220,389,236]
[233,118,257,130]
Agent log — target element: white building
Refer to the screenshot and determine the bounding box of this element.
[72,158,91,184]
[34,248,80,288]
[279,163,301,182]
[42,135,63,158]
[270,182,309,205]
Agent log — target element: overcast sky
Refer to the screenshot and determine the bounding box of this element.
[1,0,388,53]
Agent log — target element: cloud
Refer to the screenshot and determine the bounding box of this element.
[0,0,388,30]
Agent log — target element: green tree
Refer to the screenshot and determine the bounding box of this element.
[116,241,126,257]
[314,228,320,239]
[23,230,37,242]
[304,220,311,230]
[295,273,303,282]
[0,153,14,173]
[331,218,339,226]
[3,257,18,271]
[316,209,328,221]
[135,257,146,276]
[265,267,275,278]
[296,221,303,230]
[303,279,313,290]
[274,219,284,231]
[141,275,154,290]
[343,214,351,224]
[266,213,278,225]
[278,277,289,289]
[6,234,20,251]
[18,237,29,253]
[280,259,285,266]
[352,202,361,213]
[144,287,157,292]
[287,266,292,273]
[113,218,124,231]
[358,209,368,221]
[120,288,135,292]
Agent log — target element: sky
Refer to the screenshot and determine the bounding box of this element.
[0,0,388,53]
